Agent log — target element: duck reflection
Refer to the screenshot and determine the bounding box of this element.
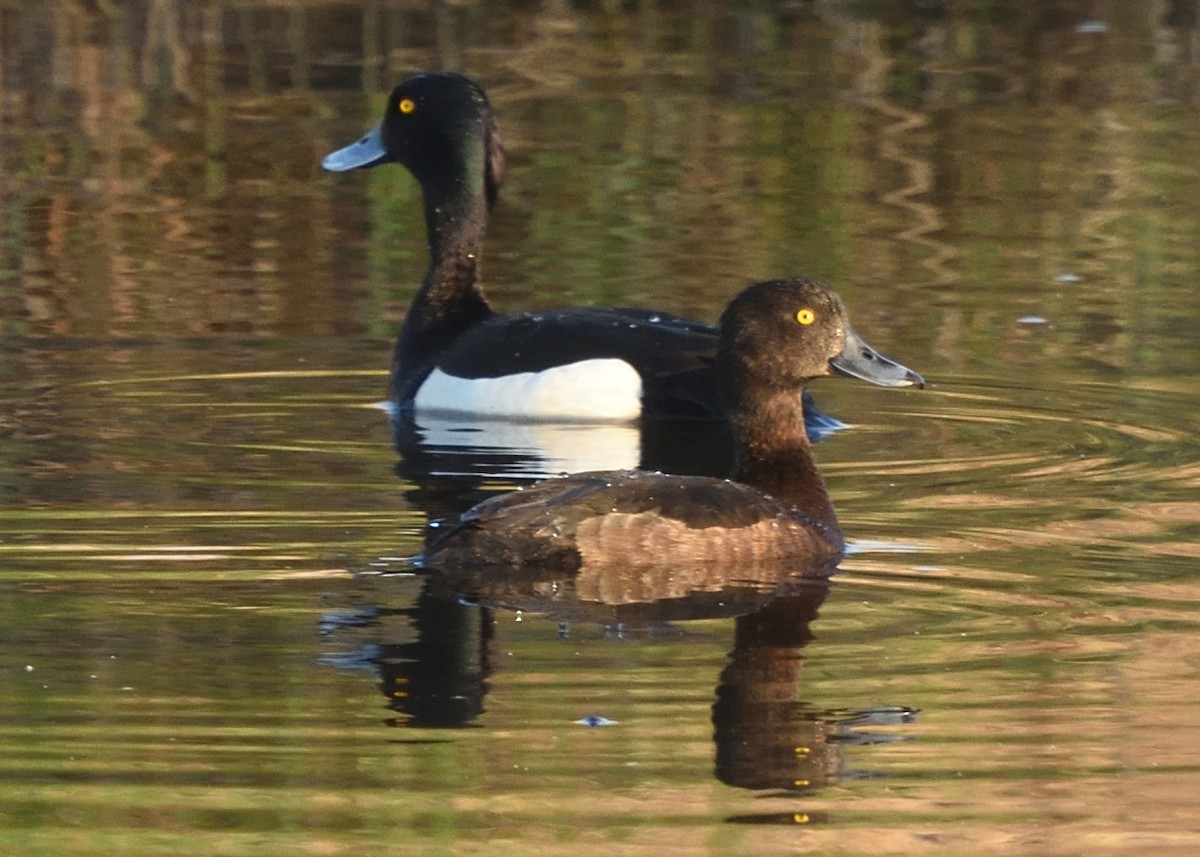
[319,585,494,728]
[390,387,843,497]
[376,587,494,728]
[713,593,917,793]
[322,564,916,797]
[391,412,739,524]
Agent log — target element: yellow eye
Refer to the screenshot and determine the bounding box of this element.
[796,308,816,325]
[398,98,416,114]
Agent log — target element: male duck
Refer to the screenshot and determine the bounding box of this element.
[323,72,842,432]
[422,278,924,571]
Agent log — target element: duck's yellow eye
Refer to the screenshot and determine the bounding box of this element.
[796,308,816,325]
[398,98,416,114]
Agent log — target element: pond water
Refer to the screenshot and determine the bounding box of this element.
[3,2,1200,855]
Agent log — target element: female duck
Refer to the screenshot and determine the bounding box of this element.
[422,278,924,571]
[323,73,839,431]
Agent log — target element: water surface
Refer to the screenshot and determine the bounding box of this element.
[3,2,1200,855]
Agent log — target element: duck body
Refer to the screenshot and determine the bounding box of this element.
[411,305,720,421]
[424,469,841,571]
[323,72,842,432]
[422,278,924,571]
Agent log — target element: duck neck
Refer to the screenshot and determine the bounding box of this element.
[728,386,841,544]
[391,165,495,402]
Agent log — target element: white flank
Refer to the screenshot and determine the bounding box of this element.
[413,358,643,422]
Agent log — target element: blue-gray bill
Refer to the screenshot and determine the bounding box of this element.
[322,123,388,172]
[830,326,925,388]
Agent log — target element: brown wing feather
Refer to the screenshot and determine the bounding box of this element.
[423,470,840,570]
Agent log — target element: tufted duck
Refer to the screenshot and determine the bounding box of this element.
[421,278,924,571]
[323,73,845,435]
